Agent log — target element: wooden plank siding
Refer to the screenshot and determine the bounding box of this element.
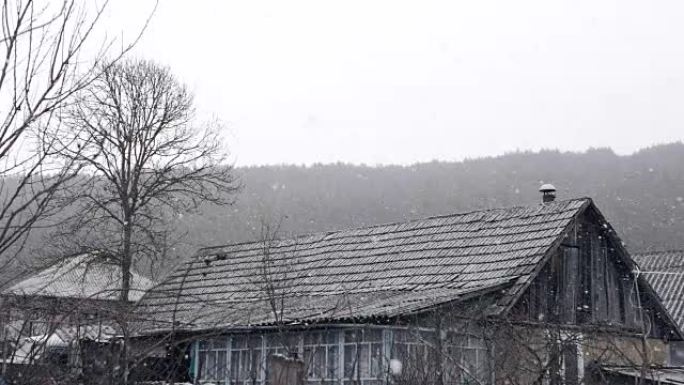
[513,209,668,336]
[560,246,578,324]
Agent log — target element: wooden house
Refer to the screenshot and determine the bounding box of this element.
[134,195,681,385]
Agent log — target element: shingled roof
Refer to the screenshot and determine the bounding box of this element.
[5,254,154,301]
[633,250,684,330]
[135,198,595,334]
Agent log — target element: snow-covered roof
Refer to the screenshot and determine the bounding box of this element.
[4,254,154,301]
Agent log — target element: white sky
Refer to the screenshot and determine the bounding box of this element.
[102,0,684,166]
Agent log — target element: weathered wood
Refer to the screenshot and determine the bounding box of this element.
[622,276,640,329]
[604,243,622,323]
[561,246,578,324]
[591,227,608,323]
[578,222,593,324]
[514,209,661,331]
[494,207,674,341]
[549,253,561,322]
[527,278,537,320]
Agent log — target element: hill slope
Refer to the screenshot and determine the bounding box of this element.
[7,142,683,279]
[181,142,684,255]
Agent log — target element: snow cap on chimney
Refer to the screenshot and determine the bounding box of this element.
[539,183,556,203]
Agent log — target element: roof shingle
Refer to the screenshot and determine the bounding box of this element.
[634,250,684,330]
[5,254,154,301]
[135,198,590,333]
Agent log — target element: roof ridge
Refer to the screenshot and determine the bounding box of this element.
[199,197,591,256]
[20,253,150,281]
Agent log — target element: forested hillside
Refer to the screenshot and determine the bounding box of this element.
[17,142,684,275]
[181,142,684,254]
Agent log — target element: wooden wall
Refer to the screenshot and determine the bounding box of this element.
[513,208,670,338]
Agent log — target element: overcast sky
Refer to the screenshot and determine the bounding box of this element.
[104,0,684,166]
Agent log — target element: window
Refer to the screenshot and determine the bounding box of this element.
[197,338,229,385]
[231,336,264,385]
[343,329,384,385]
[391,329,490,385]
[670,342,684,366]
[562,342,579,385]
[194,328,393,385]
[392,328,433,382]
[196,336,263,385]
[547,334,583,385]
[445,333,489,385]
[266,332,300,358]
[303,330,339,384]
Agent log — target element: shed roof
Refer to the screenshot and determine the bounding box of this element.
[135,198,591,333]
[633,250,684,330]
[4,254,154,301]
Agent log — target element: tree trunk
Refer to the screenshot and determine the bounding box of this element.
[121,218,132,303]
[120,216,133,385]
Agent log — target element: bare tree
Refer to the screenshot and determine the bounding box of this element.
[48,58,238,383]
[0,0,125,272]
[54,59,239,303]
